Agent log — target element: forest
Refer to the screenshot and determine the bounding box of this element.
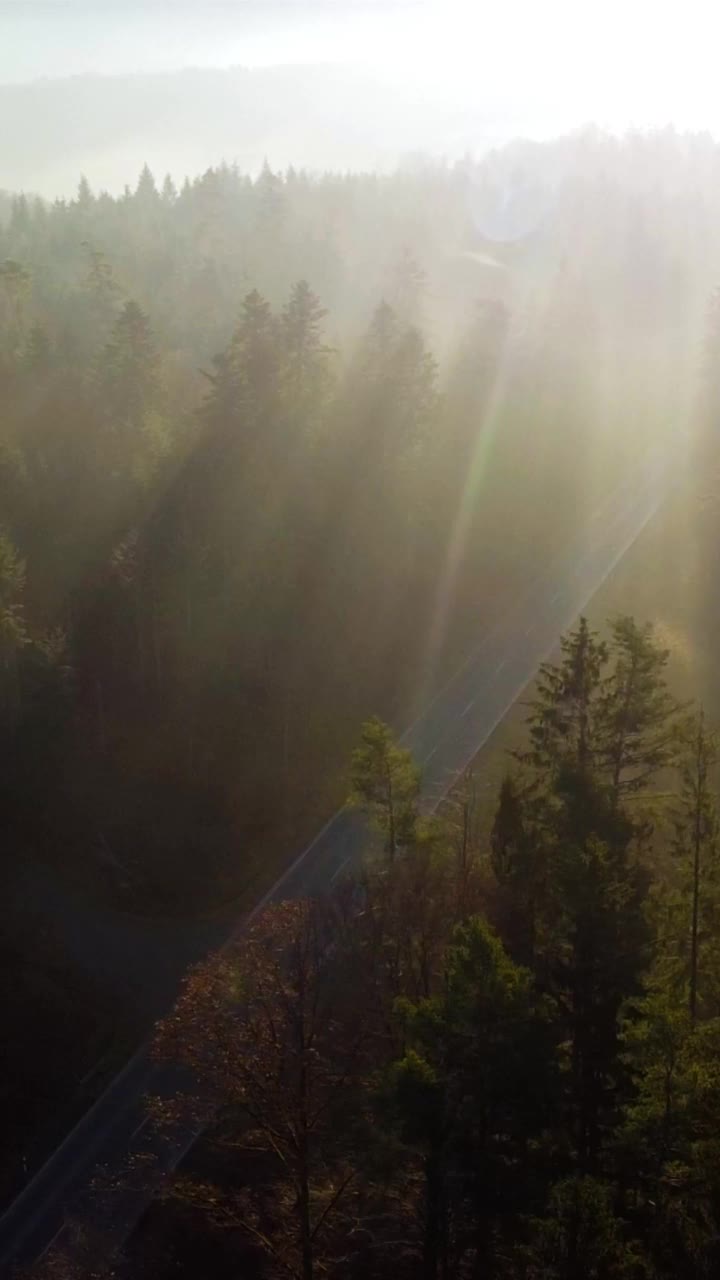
[32,619,720,1278]
[1,125,720,1272]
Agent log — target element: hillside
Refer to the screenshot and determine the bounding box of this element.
[0,64,506,197]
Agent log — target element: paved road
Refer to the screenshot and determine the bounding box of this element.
[0,443,676,1273]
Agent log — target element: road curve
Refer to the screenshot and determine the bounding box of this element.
[0,444,676,1273]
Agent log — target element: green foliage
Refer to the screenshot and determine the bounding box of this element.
[619,999,720,1278]
[1,142,719,1275]
[532,1175,640,1279]
[381,917,558,1276]
[81,244,122,333]
[0,258,31,344]
[667,712,720,1019]
[519,615,679,801]
[502,616,662,1169]
[279,278,333,420]
[599,616,680,800]
[349,716,420,858]
[149,605,719,1277]
[99,299,159,430]
[620,992,694,1172]
[519,616,607,779]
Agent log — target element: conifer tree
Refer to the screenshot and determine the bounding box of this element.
[0,258,31,353]
[671,711,719,1020]
[518,616,607,781]
[384,917,556,1278]
[349,716,420,860]
[100,299,158,432]
[279,279,332,421]
[135,162,158,203]
[507,616,656,1167]
[599,615,679,802]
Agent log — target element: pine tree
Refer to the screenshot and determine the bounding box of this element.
[519,615,677,805]
[507,616,658,1168]
[671,711,719,1020]
[620,998,720,1277]
[135,162,158,203]
[100,299,158,430]
[491,773,544,965]
[384,917,557,1278]
[254,159,286,235]
[0,258,31,353]
[599,615,679,802]
[279,279,332,421]
[82,244,121,316]
[549,823,650,1170]
[161,173,177,204]
[349,717,420,860]
[76,174,94,211]
[201,288,278,440]
[518,616,607,781]
[531,1174,635,1280]
[96,300,161,493]
[491,774,527,881]
[621,992,693,1181]
[9,194,30,239]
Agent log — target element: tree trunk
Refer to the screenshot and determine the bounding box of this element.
[423,1144,445,1280]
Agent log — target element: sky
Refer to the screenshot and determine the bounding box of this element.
[2,0,720,195]
[0,0,718,136]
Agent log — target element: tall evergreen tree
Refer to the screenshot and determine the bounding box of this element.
[135,162,158,203]
[518,616,607,781]
[599,615,679,802]
[349,717,420,860]
[99,299,158,433]
[507,616,656,1168]
[671,711,719,1020]
[279,279,332,425]
[0,258,31,353]
[384,917,557,1278]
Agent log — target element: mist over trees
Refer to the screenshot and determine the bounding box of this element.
[1,128,717,913]
[3,123,720,1267]
[0,66,498,195]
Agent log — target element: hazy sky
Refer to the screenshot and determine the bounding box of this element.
[1,0,718,135]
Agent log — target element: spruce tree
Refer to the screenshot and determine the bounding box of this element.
[518,616,607,781]
[507,615,658,1168]
[349,716,420,860]
[671,711,719,1020]
[599,615,679,802]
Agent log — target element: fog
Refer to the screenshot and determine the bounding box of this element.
[3,0,720,194]
[5,3,720,1277]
